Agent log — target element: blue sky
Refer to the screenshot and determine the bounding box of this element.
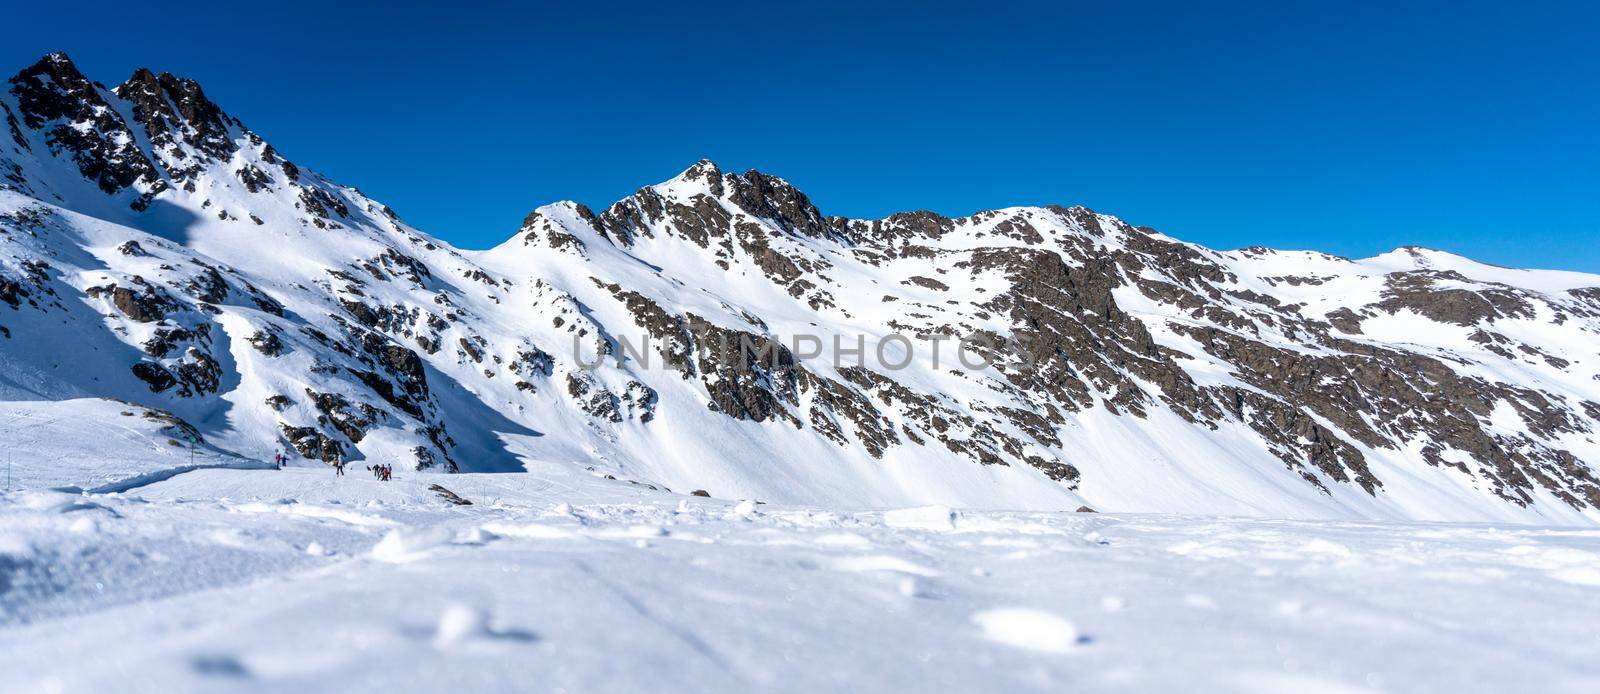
[5,1,1597,270]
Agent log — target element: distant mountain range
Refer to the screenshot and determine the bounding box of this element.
[3,52,1598,522]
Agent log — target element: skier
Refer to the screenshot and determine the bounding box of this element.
[334,455,345,477]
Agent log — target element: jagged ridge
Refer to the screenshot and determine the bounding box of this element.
[3,53,1599,522]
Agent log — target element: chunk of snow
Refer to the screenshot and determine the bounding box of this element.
[828,555,941,577]
[432,604,489,650]
[971,608,1081,653]
[370,527,450,563]
[883,505,958,530]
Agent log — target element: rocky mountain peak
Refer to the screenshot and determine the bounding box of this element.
[721,167,833,240]
[678,158,723,187]
[10,52,91,95]
[1,54,358,228]
[655,160,829,235]
[6,51,164,198]
[114,67,236,161]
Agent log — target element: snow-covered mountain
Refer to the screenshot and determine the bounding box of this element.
[3,52,1598,523]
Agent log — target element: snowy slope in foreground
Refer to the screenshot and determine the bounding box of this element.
[2,467,1599,693]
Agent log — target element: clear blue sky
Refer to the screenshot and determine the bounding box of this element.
[5,1,1598,271]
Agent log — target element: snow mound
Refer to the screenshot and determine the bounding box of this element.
[971,608,1083,653]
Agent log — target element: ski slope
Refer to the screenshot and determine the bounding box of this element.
[0,398,272,493]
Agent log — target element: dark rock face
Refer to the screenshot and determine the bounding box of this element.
[684,315,802,422]
[299,187,349,226]
[131,361,178,392]
[8,53,163,197]
[723,168,834,240]
[106,281,177,323]
[304,389,380,443]
[964,247,1188,422]
[565,371,656,423]
[116,68,236,163]
[518,208,589,255]
[376,341,430,405]
[0,275,23,308]
[836,210,956,245]
[141,325,194,358]
[236,164,273,193]
[366,249,432,287]
[250,290,285,317]
[1376,270,1534,325]
[186,265,229,303]
[281,424,343,462]
[249,329,283,356]
[458,337,483,363]
[173,348,222,396]
[509,348,553,380]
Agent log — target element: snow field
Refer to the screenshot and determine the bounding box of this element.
[2,467,1599,693]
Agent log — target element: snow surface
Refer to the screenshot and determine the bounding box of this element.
[2,465,1599,693]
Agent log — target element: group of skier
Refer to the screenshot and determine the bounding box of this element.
[271,449,393,481]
